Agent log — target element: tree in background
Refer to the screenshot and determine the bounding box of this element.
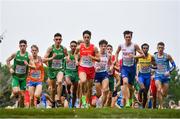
[165,68,180,106]
[0,63,49,107]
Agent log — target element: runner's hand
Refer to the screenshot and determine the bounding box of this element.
[135,76,138,81]
[10,68,14,74]
[52,53,57,58]
[164,71,170,77]
[128,53,134,58]
[96,66,101,72]
[24,60,29,65]
[66,55,71,63]
[110,65,114,71]
[75,60,79,66]
[48,53,56,61]
[88,54,93,60]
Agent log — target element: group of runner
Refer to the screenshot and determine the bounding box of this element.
[6,30,176,109]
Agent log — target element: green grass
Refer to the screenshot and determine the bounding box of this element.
[0,108,180,118]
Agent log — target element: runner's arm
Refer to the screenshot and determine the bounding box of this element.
[108,54,114,71]
[113,65,120,72]
[6,53,16,69]
[44,46,53,58]
[43,46,53,63]
[24,56,36,69]
[151,56,157,69]
[89,46,100,62]
[115,46,121,64]
[43,53,56,62]
[64,47,68,57]
[74,46,80,65]
[168,54,176,73]
[134,44,145,58]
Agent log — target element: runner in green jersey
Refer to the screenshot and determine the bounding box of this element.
[6,40,30,107]
[44,33,68,107]
[65,41,79,107]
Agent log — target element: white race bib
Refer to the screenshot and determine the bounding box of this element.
[52,59,63,69]
[95,62,106,72]
[123,55,134,67]
[157,64,167,74]
[140,66,151,73]
[15,65,26,74]
[80,56,93,67]
[66,60,76,70]
[31,70,41,79]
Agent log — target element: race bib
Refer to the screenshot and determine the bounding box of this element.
[31,70,41,79]
[15,65,26,74]
[66,60,76,70]
[81,56,93,67]
[140,65,151,73]
[123,57,134,67]
[95,62,106,72]
[157,64,167,74]
[52,59,63,69]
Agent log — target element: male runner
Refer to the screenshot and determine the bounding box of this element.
[64,40,79,108]
[154,42,176,109]
[137,43,156,108]
[115,30,144,107]
[74,30,100,108]
[44,33,68,107]
[94,39,110,107]
[6,40,30,107]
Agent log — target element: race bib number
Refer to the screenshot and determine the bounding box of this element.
[52,59,63,69]
[140,65,151,73]
[15,65,26,74]
[95,63,106,72]
[31,70,41,79]
[66,60,76,70]
[81,56,93,67]
[157,64,167,74]
[123,57,134,67]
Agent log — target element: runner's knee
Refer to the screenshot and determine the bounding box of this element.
[13,90,20,95]
[57,80,62,85]
[34,93,41,98]
[102,88,109,94]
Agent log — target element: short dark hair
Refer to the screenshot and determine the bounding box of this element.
[83,30,91,36]
[54,33,62,38]
[31,44,39,51]
[19,40,27,45]
[107,44,113,49]
[157,42,165,47]
[99,39,108,46]
[141,43,149,49]
[70,40,77,45]
[77,40,84,45]
[123,30,133,37]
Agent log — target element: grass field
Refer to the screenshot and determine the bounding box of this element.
[0,108,180,118]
